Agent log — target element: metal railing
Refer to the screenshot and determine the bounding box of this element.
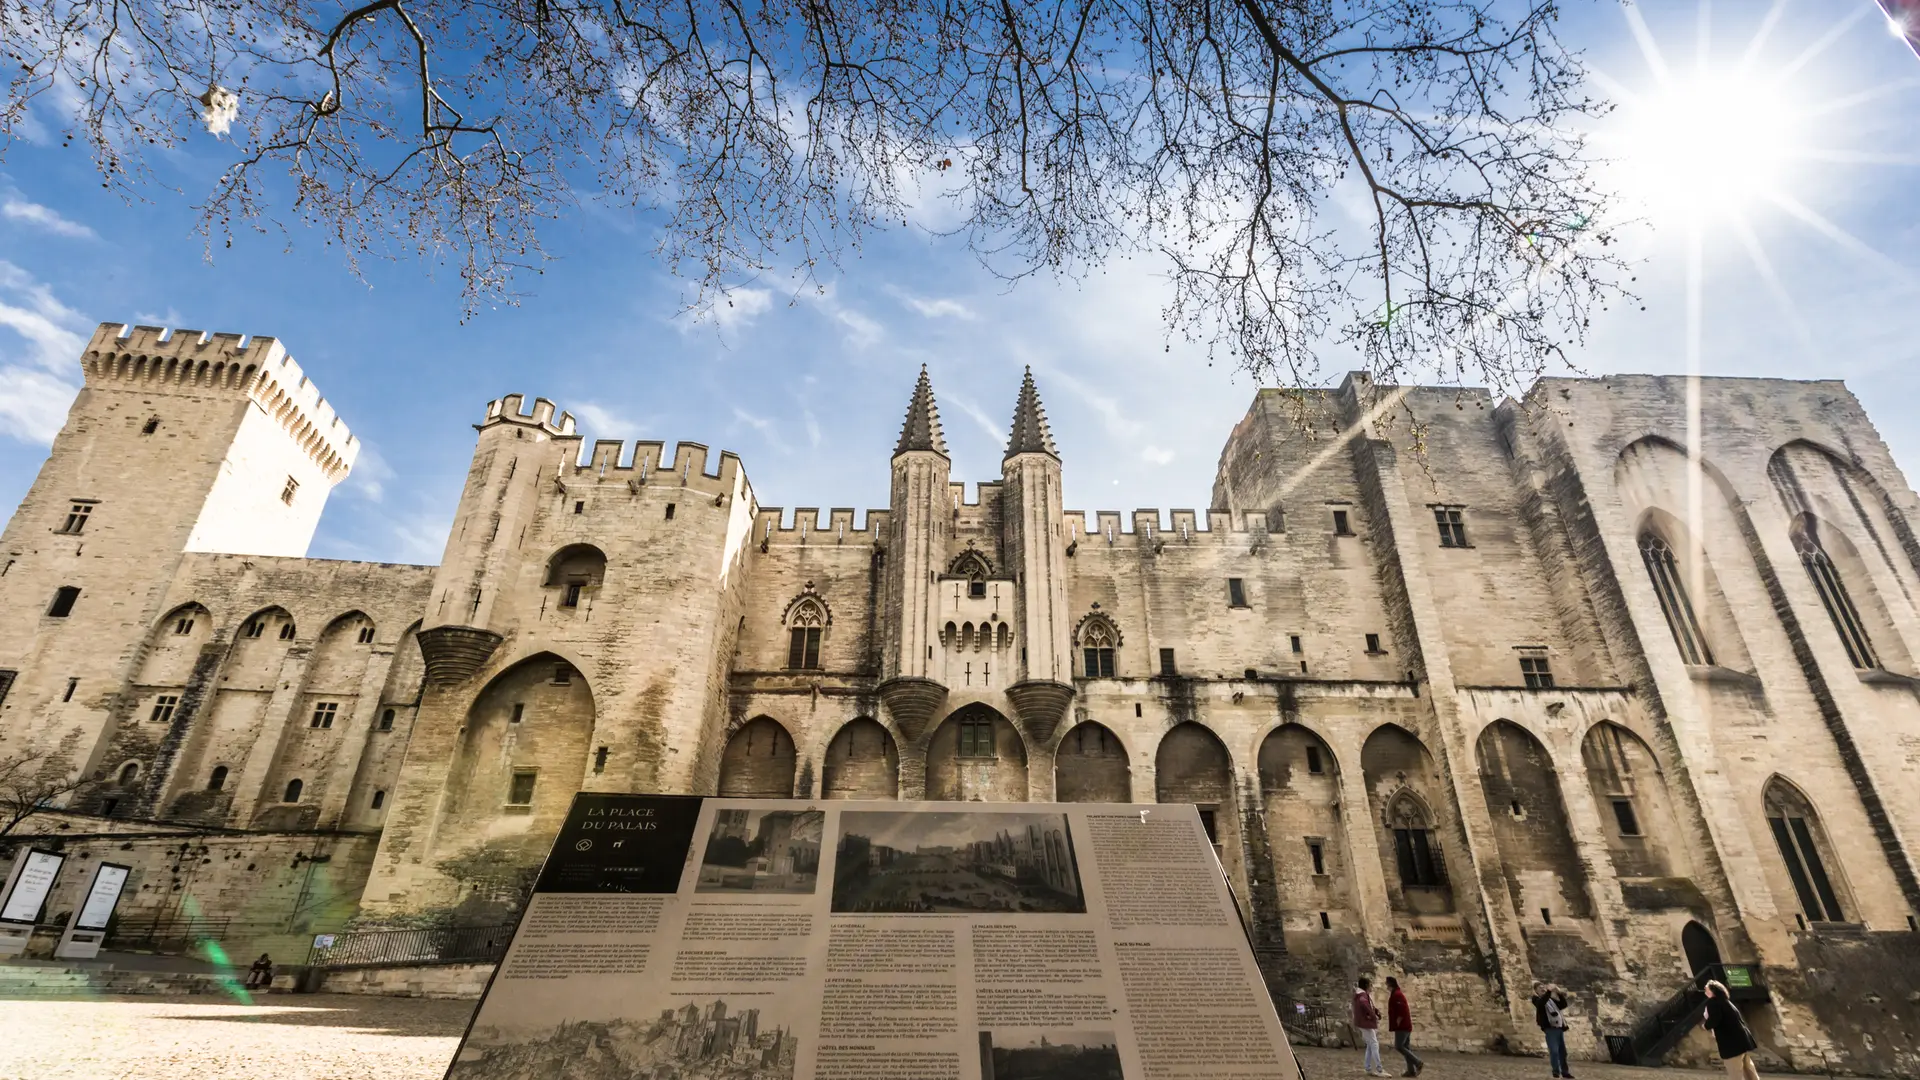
[106,915,234,952]
[307,924,514,969]
[1279,999,1350,1047]
[1608,962,1769,1066]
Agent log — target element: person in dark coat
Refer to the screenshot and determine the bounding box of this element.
[1530,982,1573,1079]
[1386,977,1423,1076]
[246,953,273,988]
[1702,980,1762,1080]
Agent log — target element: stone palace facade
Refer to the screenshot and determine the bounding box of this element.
[3,322,1920,1073]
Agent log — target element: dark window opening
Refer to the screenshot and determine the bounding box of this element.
[1332,509,1352,535]
[1435,506,1469,547]
[1612,799,1641,836]
[1290,635,1303,654]
[379,708,395,731]
[356,625,374,644]
[1770,814,1845,923]
[244,620,266,638]
[1394,828,1445,888]
[1365,633,1383,654]
[1198,809,1219,844]
[1134,703,1142,717]
[1541,907,1553,925]
[562,581,584,607]
[283,779,303,803]
[1509,799,1525,819]
[174,616,195,635]
[47,585,80,617]
[594,746,609,774]
[788,626,823,669]
[100,797,118,817]
[281,476,299,505]
[510,703,525,724]
[1319,911,1331,930]
[141,416,159,435]
[1799,536,1879,668]
[150,695,179,724]
[117,762,140,786]
[508,770,538,805]
[969,579,987,598]
[1641,533,1714,665]
[63,677,77,702]
[207,765,228,791]
[310,702,338,729]
[1520,655,1554,688]
[665,503,676,520]
[957,716,996,758]
[1159,648,1177,676]
[1083,647,1115,678]
[1308,840,1326,875]
[279,622,296,640]
[58,502,93,535]
[573,500,585,514]
[553,664,572,685]
[371,790,386,810]
[1227,578,1248,607]
[1305,745,1324,775]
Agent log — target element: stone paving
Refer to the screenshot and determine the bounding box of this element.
[0,994,1758,1080]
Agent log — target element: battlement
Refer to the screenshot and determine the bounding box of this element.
[754,507,890,544]
[483,394,577,436]
[82,323,357,480]
[1065,508,1275,548]
[947,481,1004,507]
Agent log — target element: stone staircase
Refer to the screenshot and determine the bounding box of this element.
[0,960,246,998]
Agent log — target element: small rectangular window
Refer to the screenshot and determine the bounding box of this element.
[969,579,987,598]
[510,702,525,724]
[356,626,374,644]
[371,790,386,810]
[1197,809,1218,844]
[47,586,80,618]
[573,500,585,514]
[244,620,266,638]
[1159,648,1177,676]
[63,677,78,702]
[379,708,395,731]
[1520,654,1554,689]
[1611,799,1641,836]
[141,417,159,435]
[1434,507,1469,548]
[1365,633,1384,654]
[310,701,339,728]
[281,476,299,505]
[1319,911,1331,930]
[594,746,609,774]
[150,695,180,724]
[562,581,584,608]
[1308,840,1326,876]
[58,502,94,535]
[1290,634,1303,654]
[508,769,538,806]
[1305,745,1323,775]
[1332,509,1352,535]
[279,622,296,640]
[665,503,676,520]
[174,617,195,635]
[788,627,823,669]
[1083,647,1115,678]
[553,664,572,685]
[1227,578,1247,608]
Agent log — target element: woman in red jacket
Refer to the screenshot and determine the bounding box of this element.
[1387,977,1424,1077]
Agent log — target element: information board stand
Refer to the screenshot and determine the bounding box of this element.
[444,795,1300,1080]
[0,848,65,957]
[55,861,130,960]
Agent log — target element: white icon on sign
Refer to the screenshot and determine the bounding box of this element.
[612,840,624,849]
[574,839,593,852]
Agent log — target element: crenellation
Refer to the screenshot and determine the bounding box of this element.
[7,333,1920,1076]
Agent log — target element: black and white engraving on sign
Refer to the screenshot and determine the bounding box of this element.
[833,810,1083,914]
[533,793,704,894]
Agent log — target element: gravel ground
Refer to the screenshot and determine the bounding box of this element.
[0,995,1744,1080]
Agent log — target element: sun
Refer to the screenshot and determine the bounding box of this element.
[1612,66,1803,225]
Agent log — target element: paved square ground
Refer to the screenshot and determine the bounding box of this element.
[0,995,1741,1080]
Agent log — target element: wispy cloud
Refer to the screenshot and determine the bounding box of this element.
[944,391,1005,446]
[1,193,96,240]
[731,407,791,454]
[888,287,977,320]
[680,287,774,335]
[1140,445,1175,465]
[342,443,395,502]
[573,401,649,440]
[0,260,86,444]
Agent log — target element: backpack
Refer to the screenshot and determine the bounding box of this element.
[1543,996,1564,1030]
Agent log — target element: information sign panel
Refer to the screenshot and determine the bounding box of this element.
[446,796,1301,1080]
[73,862,131,932]
[0,849,65,925]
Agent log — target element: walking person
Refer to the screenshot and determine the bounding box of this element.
[1703,980,1763,1080]
[1386,977,1424,1076]
[1353,977,1387,1077]
[1531,982,1574,1079]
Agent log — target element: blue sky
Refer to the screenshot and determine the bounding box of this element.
[1,2,1917,566]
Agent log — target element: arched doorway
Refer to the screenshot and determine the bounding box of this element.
[1361,724,1458,916]
[718,717,798,797]
[1476,719,1592,921]
[440,652,596,843]
[1257,724,1351,924]
[823,718,899,799]
[1155,722,1236,871]
[1055,721,1131,802]
[1682,921,1722,977]
[926,704,1027,801]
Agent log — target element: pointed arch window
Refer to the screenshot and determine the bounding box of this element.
[1765,780,1847,923]
[787,598,826,670]
[950,550,992,598]
[1078,616,1119,678]
[1793,517,1879,669]
[1640,532,1714,665]
[1388,794,1446,889]
[957,714,996,758]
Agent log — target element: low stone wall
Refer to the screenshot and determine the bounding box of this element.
[320,961,494,999]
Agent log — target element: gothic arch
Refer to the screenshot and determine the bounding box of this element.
[1075,612,1121,678]
[138,602,213,686]
[305,611,375,695]
[1476,719,1591,920]
[226,606,297,689]
[432,652,597,845]
[543,543,608,588]
[781,584,833,627]
[1762,775,1854,924]
[1361,724,1457,915]
[1580,721,1691,879]
[719,717,798,797]
[1636,509,1752,670]
[1155,722,1235,861]
[948,549,993,579]
[1055,721,1131,802]
[1788,511,1907,672]
[1258,723,1351,922]
[823,718,898,799]
[926,704,1027,801]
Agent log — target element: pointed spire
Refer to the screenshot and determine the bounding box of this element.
[1004,366,1058,459]
[893,365,949,457]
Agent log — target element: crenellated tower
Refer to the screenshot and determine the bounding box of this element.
[877,367,953,745]
[999,369,1074,743]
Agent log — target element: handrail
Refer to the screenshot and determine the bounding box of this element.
[307,924,514,968]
